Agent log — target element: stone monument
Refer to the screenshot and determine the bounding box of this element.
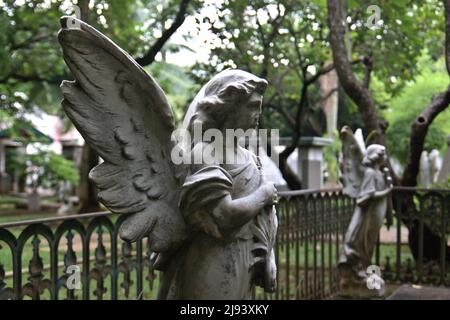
[419,149,442,187]
[58,17,278,299]
[338,126,393,298]
[437,135,450,184]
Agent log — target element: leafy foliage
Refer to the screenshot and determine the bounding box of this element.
[147,61,199,124]
[385,54,450,163]
[0,0,199,118]
[6,145,79,192]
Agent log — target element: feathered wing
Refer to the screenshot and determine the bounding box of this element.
[354,128,367,155]
[58,17,185,253]
[339,126,365,198]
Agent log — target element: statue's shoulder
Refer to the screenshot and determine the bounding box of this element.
[188,141,224,174]
[363,166,376,176]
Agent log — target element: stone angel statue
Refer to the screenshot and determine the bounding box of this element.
[338,126,393,289]
[58,17,278,299]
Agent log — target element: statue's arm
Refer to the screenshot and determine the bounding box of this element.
[211,181,275,230]
[356,168,393,206]
[356,168,376,206]
[372,185,393,198]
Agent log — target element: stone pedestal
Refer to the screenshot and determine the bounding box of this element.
[297,137,332,189]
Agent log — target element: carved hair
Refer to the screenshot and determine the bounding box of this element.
[185,70,268,137]
[362,144,386,166]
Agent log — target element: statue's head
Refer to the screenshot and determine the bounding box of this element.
[363,144,387,166]
[182,69,268,139]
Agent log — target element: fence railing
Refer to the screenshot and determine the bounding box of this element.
[381,187,450,286]
[0,187,448,300]
[255,188,354,300]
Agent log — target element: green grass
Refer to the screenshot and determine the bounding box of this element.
[0,195,27,210]
[275,240,413,269]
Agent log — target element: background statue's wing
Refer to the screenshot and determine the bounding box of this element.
[339,126,365,198]
[58,17,185,252]
[354,128,367,154]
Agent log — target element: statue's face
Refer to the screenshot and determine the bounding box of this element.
[233,92,263,130]
[375,147,387,164]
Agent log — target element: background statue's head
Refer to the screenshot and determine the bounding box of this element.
[363,144,387,166]
[182,69,268,142]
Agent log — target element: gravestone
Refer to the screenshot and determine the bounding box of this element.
[438,135,450,183]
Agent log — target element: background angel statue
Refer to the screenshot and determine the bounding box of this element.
[58,17,278,300]
[338,126,393,288]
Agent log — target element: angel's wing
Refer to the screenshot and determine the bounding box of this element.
[354,128,367,154]
[58,17,186,253]
[339,126,365,198]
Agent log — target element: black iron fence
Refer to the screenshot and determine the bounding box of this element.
[384,187,450,286]
[0,187,448,300]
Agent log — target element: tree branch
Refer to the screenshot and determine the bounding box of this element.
[401,0,450,186]
[444,0,450,75]
[135,0,191,67]
[402,87,450,186]
[305,57,364,86]
[363,55,373,89]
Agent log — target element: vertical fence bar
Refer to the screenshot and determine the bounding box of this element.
[395,190,402,282]
[82,235,88,300]
[136,239,143,299]
[313,196,318,299]
[295,197,300,300]
[320,194,325,299]
[300,198,305,299]
[303,196,309,299]
[327,195,333,294]
[440,195,446,285]
[111,229,118,300]
[50,237,58,300]
[13,243,21,300]
[335,193,340,292]
[285,199,290,299]
[418,195,424,283]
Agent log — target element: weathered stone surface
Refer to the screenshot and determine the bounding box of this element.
[337,126,393,296]
[59,16,278,299]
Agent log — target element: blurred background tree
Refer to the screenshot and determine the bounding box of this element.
[1,0,201,212]
[1,0,449,199]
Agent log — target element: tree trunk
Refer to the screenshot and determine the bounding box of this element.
[135,0,191,67]
[278,152,302,190]
[327,0,450,263]
[400,87,450,262]
[398,0,450,262]
[327,0,382,143]
[78,144,100,213]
